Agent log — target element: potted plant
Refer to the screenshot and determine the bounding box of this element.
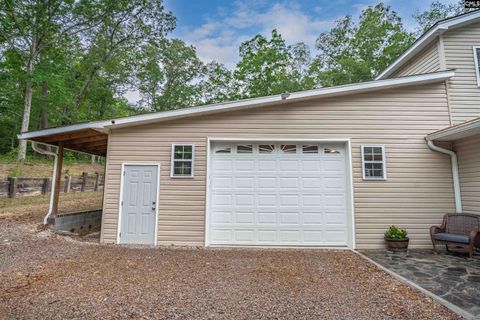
[384,225,409,251]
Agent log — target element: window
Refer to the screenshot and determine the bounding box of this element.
[237,144,253,153]
[171,144,194,177]
[215,147,231,154]
[302,145,319,154]
[281,144,297,153]
[324,148,340,154]
[474,46,480,87]
[259,144,275,153]
[361,145,386,180]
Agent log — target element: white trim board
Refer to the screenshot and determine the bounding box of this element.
[473,46,480,87]
[376,10,480,80]
[117,162,161,246]
[18,70,455,142]
[205,137,356,249]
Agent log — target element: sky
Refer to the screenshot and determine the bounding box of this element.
[163,0,459,69]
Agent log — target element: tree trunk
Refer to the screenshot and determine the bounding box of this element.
[17,72,34,162]
[17,38,38,162]
[40,80,52,156]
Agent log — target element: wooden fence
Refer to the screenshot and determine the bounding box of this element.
[0,172,104,198]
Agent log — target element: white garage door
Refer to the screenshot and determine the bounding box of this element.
[208,142,349,246]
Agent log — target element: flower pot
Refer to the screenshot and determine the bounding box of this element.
[385,237,409,252]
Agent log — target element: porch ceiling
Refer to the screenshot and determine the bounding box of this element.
[27,128,108,156]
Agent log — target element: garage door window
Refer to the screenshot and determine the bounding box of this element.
[237,144,253,153]
[259,144,275,153]
[302,145,319,153]
[361,145,386,180]
[281,144,297,153]
[171,144,194,177]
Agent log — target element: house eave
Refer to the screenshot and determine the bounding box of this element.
[426,117,480,141]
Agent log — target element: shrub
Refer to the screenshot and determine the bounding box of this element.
[384,225,408,240]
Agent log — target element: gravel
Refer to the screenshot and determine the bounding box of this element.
[0,218,460,320]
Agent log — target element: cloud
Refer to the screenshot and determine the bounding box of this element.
[174,1,334,69]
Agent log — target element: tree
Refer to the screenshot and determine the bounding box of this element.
[413,1,472,35]
[198,62,239,104]
[235,29,313,98]
[136,39,204,111]
[311,3,414,87]
[0,0,175,161]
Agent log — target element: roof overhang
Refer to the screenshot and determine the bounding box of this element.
[426,117,480,141]
[376,10,480,80]
[18,70,455,155]
[21,126,109,156]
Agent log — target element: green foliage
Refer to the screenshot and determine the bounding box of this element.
[384,225,408,240]
[413,1,472,35]
[311,3,415,87]
[235,30,314,98]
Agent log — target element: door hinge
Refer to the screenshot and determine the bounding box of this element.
[121,201,123,206]
[119,232,121,237]
[123,171,125,176]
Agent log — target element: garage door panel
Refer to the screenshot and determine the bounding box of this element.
[258,177,276,188]
[211,212,232,223]
[209,142,348,246]
[236,160,255,171]
[279,194,300,206]
[279,160,299,171]
[302,160,322,171]
[235,177,255,188]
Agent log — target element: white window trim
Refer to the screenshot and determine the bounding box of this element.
[170,144,195,178]
[361,144,387,181]
[473,46,480,87]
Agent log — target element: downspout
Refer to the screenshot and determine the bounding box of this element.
[426,139,462,213]
[31,142,59,224]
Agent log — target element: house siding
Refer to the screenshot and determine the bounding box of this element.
[454,134,480,214]
[100,82,454,249]
[443,21,480,124]
[389,41,440,78]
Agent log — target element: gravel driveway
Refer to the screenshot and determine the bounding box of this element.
[0,217,459,320]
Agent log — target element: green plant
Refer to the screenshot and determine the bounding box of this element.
[384,225,408,240]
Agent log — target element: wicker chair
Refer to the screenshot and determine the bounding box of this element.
[430,213,480,257]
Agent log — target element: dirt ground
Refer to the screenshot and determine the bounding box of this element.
[0,203,460,320]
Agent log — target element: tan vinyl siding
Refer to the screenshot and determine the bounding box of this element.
[454,134,480,214]
[443,22,480,123]
[100,83,454,249]
[390,41,440,78]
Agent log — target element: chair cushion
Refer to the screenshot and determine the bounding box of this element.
[434,232,470,244]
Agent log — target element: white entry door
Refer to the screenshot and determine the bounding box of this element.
[208,142,348,246]
[119,165,159,245]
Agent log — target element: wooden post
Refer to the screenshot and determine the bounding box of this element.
[81,172,88,192]
[51,142,64,217]
[8,177,17,198]
[41,178,49,195]
[94,172,99,191]
[64,175,71,193]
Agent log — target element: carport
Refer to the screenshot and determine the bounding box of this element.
[18,122,109,223]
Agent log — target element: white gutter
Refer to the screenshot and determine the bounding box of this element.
[426,139,462,213]
[32,142,59,224]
